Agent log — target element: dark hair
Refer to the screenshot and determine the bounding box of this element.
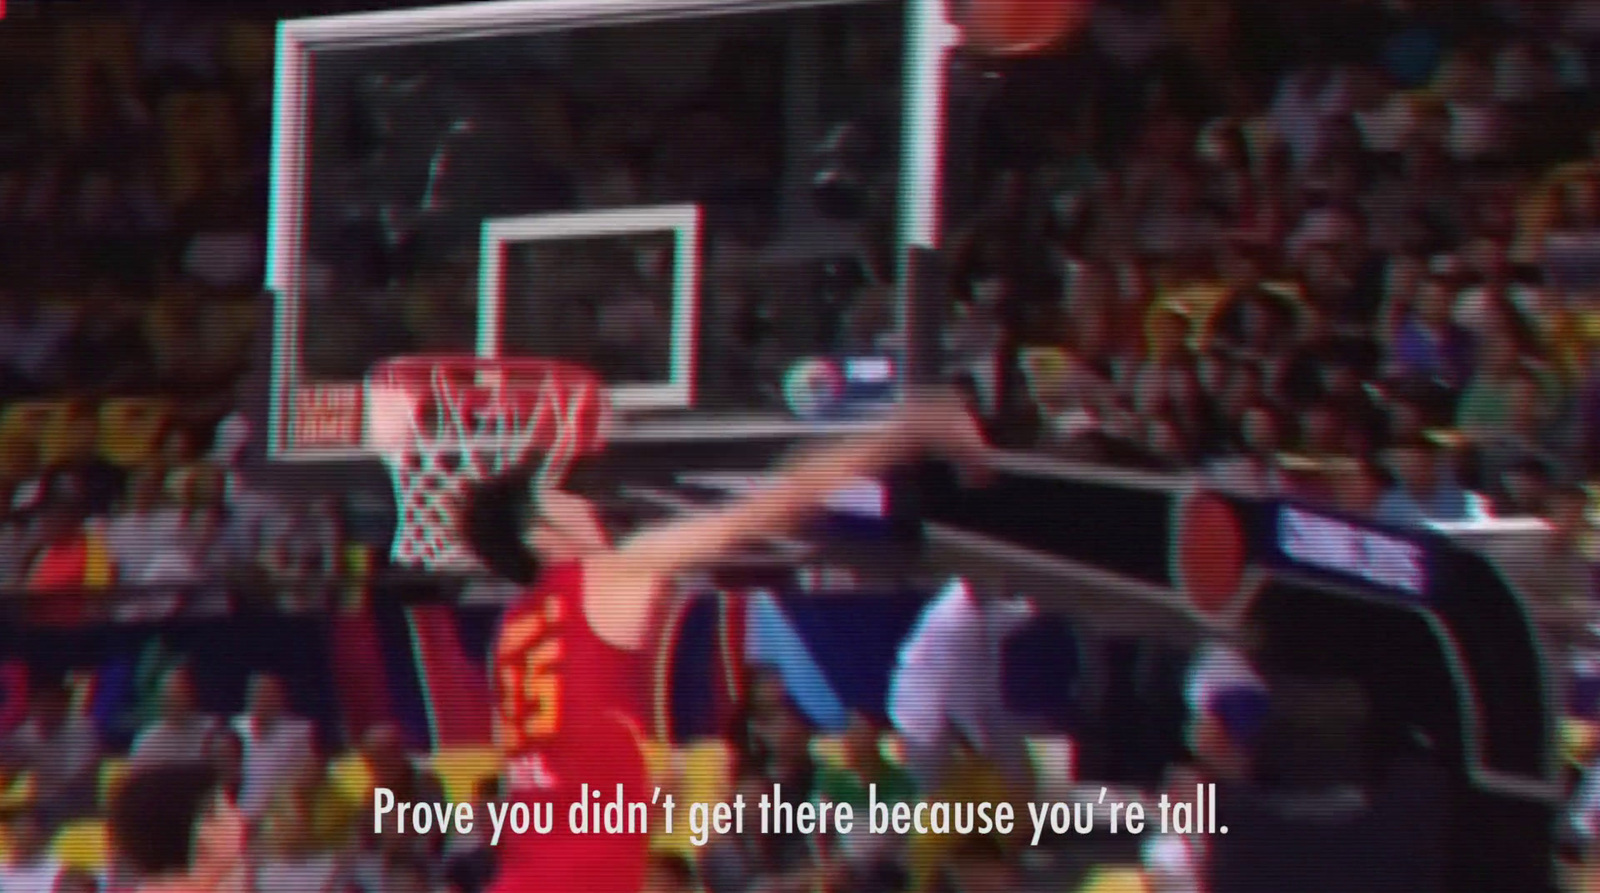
[461,452,621,584]
[460,470,541,585]
[109,763,223,877]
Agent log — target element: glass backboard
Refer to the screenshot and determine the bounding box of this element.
[267,0,956,460]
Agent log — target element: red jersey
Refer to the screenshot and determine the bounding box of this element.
[489,561,651,893]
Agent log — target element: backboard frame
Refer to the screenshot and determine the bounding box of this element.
[267,0,960,462]
[477,203,703,412]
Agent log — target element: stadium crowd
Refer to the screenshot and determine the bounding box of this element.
[953,3,1600,543]
[0,0,1596,891]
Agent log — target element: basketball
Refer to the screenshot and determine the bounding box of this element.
[959,0,1093,57]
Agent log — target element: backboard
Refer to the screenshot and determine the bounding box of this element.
[479,203,702,411]
[267,0,962,463]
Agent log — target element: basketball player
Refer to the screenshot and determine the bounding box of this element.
[462,394,988,893]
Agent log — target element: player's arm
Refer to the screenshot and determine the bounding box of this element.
[615,397,981,578]
[584,397,983,646]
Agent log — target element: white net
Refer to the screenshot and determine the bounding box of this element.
[365,360,603,570]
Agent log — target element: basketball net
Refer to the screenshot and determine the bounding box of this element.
[365,357,605,571]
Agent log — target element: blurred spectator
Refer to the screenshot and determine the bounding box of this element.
[1580,343,1600,478]
[20,476,112,624]
[1330,457,1392,520]
[700,761,829,893]
[207,727,244,803]
[905,743,1020,893]
[1384,273,1475,394]
[260,495,343,613]
[231,673,315,820]
[743,670,820,808]
[360,723,445,856]
[0,807,65,893]
[0,503,32,591]
[1494,457,1553,517]
[0,289,74,400]
[42,400,126,517]
[59,278,156,393]
[1458,326,1549,441]
[181,212,264,293]
[932,833,1017,893]
[105,468,189,587]
[129,666,221,769]
[1205,679,1417,893]
[643,854,700,893]
[1183,638,1270,786]
[1205,405,1292,498]
[107,761,249,893]
[1477,369,1570,493]
[1373,438,1471,529]
[254,780,350,893]
[1520,484,1599,633]
[815,712,914,892]
[1269,63,1355,169]
[108,464,235,621]
[1141,633,1270,893]
[1451,237,1550,336]
[443,777,499,893]
[888,578,1036,796]
[0,677,101,831]
[180,465,251,615]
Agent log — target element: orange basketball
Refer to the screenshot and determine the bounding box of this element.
[961,0,1094,57]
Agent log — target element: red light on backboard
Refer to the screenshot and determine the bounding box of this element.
[292,383,364,449]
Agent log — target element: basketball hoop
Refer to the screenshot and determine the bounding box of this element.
[364,355,608,570]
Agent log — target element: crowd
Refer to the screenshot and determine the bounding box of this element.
[0,649,1048,893]
[0,665,478,893]
[0,0,360,619]
[954,2,1600,547]
[0,408,354,623]
[13,0,1598,618]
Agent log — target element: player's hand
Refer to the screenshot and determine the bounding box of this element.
[901,389,991,485]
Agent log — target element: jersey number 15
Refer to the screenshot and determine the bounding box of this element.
[495,607,564,750]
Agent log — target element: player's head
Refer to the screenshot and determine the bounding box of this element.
[461,461,610,584]
[109,763,244,883]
